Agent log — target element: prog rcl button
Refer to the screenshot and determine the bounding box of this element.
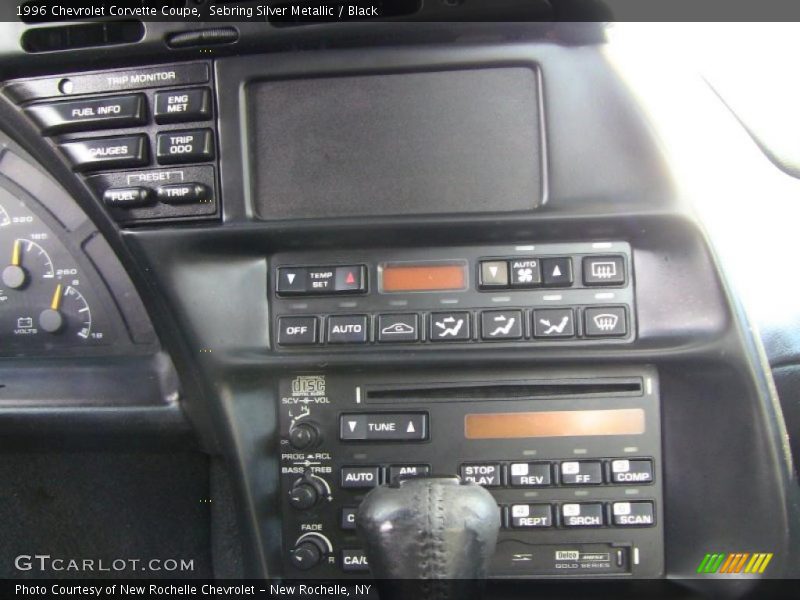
[460,463,502,487]
[26,93,147,134]
[103,187,152,208]
[561,503,604,527]
[611,459,654,484]
[510,504,552,528]
[612,501,655,527]
[327,315,368,344]
[61,134,149,172]
[154,88,212,124]
[156,183,210,204]
[277,316,318,346]
[156,128,214,164]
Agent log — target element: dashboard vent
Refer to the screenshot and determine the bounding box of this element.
[21,21,144,53]
[365,379,643,404]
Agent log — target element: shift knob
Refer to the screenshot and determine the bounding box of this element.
[356,476,500,599]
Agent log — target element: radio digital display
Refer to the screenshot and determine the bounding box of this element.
[464,409,645,439]
[379,261,467,293]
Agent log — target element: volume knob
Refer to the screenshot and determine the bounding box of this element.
[289,422,320,450]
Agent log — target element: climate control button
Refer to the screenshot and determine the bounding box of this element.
[340,466,380,489]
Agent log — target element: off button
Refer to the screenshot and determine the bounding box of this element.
[277,316,318,346]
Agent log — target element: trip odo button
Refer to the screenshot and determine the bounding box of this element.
[156,128,214,164]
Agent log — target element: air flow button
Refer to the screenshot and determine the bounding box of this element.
[154,88,212,124]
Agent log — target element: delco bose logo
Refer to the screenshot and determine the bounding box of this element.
[697,552,773,574]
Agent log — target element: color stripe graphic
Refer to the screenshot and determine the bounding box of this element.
[697,553,773,574]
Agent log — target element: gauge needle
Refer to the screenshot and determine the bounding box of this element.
[50,283,62,310]
[11,239,20,266]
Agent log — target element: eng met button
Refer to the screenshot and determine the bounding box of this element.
[339,413,427,441]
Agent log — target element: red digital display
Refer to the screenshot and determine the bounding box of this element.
[465,409,645,439]
[380,262,467,293]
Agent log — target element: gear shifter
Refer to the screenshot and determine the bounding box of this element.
[356,476,500,599]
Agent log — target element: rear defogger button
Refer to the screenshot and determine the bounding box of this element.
[340,413,427,441]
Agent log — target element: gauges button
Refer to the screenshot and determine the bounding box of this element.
[61,134,149,172]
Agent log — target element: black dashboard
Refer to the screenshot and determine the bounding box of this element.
[0,15,798,599]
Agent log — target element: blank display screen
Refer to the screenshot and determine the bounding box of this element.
[249,68,542,219]
[464,409,646,439]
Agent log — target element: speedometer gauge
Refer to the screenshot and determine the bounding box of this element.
[0,204,10,227]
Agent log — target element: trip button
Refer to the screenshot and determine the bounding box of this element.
[509,258,542,288]
[584,306,628,337]
[327,315,368,344]
[509,462,552,487]
[61,134,149,172]
[377,314,419,343]
[561,503,604,527]
[156,128,214,164]
[276,268,307,295]
[340,466,380,489]
[26,93,147,134]
[460,463,502,487]
[612,501,655,527]
[277,316,318,346]
[340,413,427,441]
[611,459,654,484]
[334,266,366,293]
[156,183,210,204]
[430,312,470,342]
[479,261,509,288]
[559,461,603,485]
[341,549,370,572]
[103,187,152,208]
[532,308,575,339]
[510,504,552,528]
[154,88,212,124]
[481,310,523,340]
[541,257,573,287]
[583,256,626,286]
[387,464,431,484]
